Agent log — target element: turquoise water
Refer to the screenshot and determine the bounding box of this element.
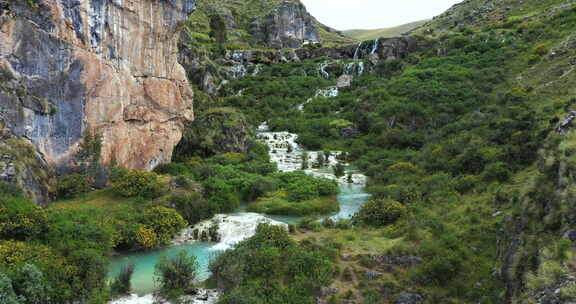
[108,242,214,295]
[333,183,371,220]
[108,181,369,295]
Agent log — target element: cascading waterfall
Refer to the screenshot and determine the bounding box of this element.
[315,86,339,98]
[344,61,364,77]
[370,38,380,55]
[353,42,362,60]
[318,61,330,79]
[230,64,247,79]
[173,214,289,251]
[257,125,367,185]
[252,64,263,76]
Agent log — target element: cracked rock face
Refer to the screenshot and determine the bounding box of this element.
[0,0,196,171]
[249,1,320,49]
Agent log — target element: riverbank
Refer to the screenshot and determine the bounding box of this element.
[109,289,219,304]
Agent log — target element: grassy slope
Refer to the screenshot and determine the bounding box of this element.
[343,19,429,40]
[213,0,576,301]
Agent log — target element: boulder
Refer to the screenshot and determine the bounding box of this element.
[395,292,424,304]
[337,75,353,88]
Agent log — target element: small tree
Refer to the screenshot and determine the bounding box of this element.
[314,152,325,168]
[76,129,102,174]
[154,251,198,298]
[0,272,20,304]
[355,199,407,227]
[111,263,135,296]
[301,152,309,170]
[12,264,50,304]
[333,163,345,178]
[347,174,353,184]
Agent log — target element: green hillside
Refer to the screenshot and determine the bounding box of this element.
[4,0,576,303]
[344,19,429,40]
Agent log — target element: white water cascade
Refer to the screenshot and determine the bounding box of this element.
[318,61,330,79]
[370,38,380,55]
[315,86,339,98]
[109,290,219,304]
[257,125,367,185]
[353,42,362,60]
[173,213,288,250]
[344,61,364,77]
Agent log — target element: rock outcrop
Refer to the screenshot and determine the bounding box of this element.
[0,0,196,172]
[249,1,320,48]
[0,121,54,205]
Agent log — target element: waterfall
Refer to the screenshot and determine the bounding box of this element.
[344,61,365,77]
[315,87,339,98]
[110,290,219,304]
[318,61,330,79]
[252,64,263,76]
[370,38,379,55]
[256,124,367,185]
[173,213,288,250]
[230,64,247,79]
[353,42,362,60]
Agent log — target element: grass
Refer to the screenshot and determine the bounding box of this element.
[50,189,142,211]
[344,19,429,40]
[291,227,409,303]
[246,196,339,216]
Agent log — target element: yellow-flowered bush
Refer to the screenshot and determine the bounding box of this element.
[142,206,187,246]
[112,169,165,198]
[135,226,160,250]
[0,197,48,240]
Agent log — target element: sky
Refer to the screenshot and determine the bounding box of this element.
[300,0,463,30]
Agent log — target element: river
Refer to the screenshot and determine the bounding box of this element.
[108,125,370,297]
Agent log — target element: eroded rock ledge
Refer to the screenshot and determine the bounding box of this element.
[0,0,196,172]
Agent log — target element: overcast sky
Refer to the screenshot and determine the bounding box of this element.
[300,0,463,30]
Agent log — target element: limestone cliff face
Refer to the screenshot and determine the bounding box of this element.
[249,1,320,49]
[0,0,196,171]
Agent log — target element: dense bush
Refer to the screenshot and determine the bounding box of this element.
[111,263,134,296]
[56,173,91,199]
[141,206,187,247]
[154,251,198,299]
[112,170,165,198]
[210,224,335,303]
[0,196,47,240]
[354,199,407,227]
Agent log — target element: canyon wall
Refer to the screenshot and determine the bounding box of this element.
[0,0,196,174]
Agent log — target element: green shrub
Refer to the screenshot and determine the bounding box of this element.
[154,251,198,299]
[482,162,510,182]
[286,179,319,202]
[141,206,187,246]
[11,264,50,304]
[0,182,24,198]
[354,199,407,227]
[110,263,134,296]
[0,197,47,240]
[0,272,19,304]
[314,178,339,196]
[170,193,216,225]
[56,174,91,199]
[112,170,165,198]
[153,163,190,176]
[210,224,334,303]
[299,216,323,232]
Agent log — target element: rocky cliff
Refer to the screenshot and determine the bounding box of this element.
[249,1,320,48]
[0,0,196,173]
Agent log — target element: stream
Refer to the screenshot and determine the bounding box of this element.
[109,111,370,301]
